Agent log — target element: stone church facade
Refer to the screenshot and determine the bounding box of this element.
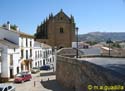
[35,9,76,49]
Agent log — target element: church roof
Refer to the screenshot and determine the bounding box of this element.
[54,9,71,20]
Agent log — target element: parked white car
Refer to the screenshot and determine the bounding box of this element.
[0,84,15,91]
[31,67,40,73]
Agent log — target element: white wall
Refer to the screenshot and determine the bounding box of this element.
[19,37,34,47]
[0,44,9,77]
[33,42,54,68]
[0,27,36,77]
[13,53,20,75]
[33,48,43,67]
[8,49,20,75]
[19,36,35,71]
[0,42,20,78]
[19,37,34,59]
[72,42,88,49]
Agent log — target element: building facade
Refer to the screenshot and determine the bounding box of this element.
[0,22,35,72]
[0,23,20,81]
[0,40,20,82]
[0,22,55,81]
[19,32,34,71]
[72,42,90,49]
[33,42,55,68]
[35,9,76,49]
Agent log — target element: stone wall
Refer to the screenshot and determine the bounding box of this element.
[57,48,84,57]
[56,55,125,91]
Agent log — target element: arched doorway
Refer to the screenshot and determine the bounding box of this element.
[10,68,13,78]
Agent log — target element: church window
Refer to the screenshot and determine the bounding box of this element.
[60,28,64,33]
[60,17,63,20]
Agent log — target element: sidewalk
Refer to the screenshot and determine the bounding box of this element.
[8,78,14,83]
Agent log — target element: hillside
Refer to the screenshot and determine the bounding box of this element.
[79,32,125,42]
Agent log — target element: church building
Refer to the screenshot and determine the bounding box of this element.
[35,9,76,49]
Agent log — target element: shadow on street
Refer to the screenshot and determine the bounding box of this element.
[40,72,55,76]
[41,79,74,91]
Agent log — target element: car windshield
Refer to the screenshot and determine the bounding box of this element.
[33,67,38,69]
[8,86,12,89]
[45,65,50,67]
[0,88,3,91]
[21,71,29,73]
[16,74,23,77]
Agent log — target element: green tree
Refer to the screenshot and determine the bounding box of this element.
[2,24,6,27]
[86,41,98,46]
[2,24,17,30]
[10,24,17,30]
[106,38,113,56]
[111,42,121,48]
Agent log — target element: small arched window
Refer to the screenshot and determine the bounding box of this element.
[60,17,63,20]
[60,27,64,33]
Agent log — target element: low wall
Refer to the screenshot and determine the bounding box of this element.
[101,48,125,57]
[56,55,125,91]
[0,77,9,83]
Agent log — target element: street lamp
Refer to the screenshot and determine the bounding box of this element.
[106,38,113,56]
[75,27,79,58]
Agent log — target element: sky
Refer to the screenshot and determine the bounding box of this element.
[0,0,125,35]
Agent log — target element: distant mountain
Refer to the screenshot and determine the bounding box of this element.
[78,32,125,42]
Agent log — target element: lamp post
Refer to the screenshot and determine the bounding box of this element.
[75,27,79,58]
[106,38,113,56]
[0,54,1,70]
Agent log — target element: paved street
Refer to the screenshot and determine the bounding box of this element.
[4,70,74,91]
[13,70,54,91]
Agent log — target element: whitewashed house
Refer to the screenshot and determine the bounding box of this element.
[18,31,34,71]
[72,42,90,49]
[41,43,54,66]
[0,39,20,81]
[0,22,34,81]
[0,22,20,81]
[33,41,42,68]
[33,42,55,68]
[0,22,56,81]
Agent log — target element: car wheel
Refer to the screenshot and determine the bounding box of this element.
[21,80,24,83]
[28,78,31,81]
[30,78,32,81]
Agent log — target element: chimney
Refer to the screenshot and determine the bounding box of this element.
[6,21,10,30]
